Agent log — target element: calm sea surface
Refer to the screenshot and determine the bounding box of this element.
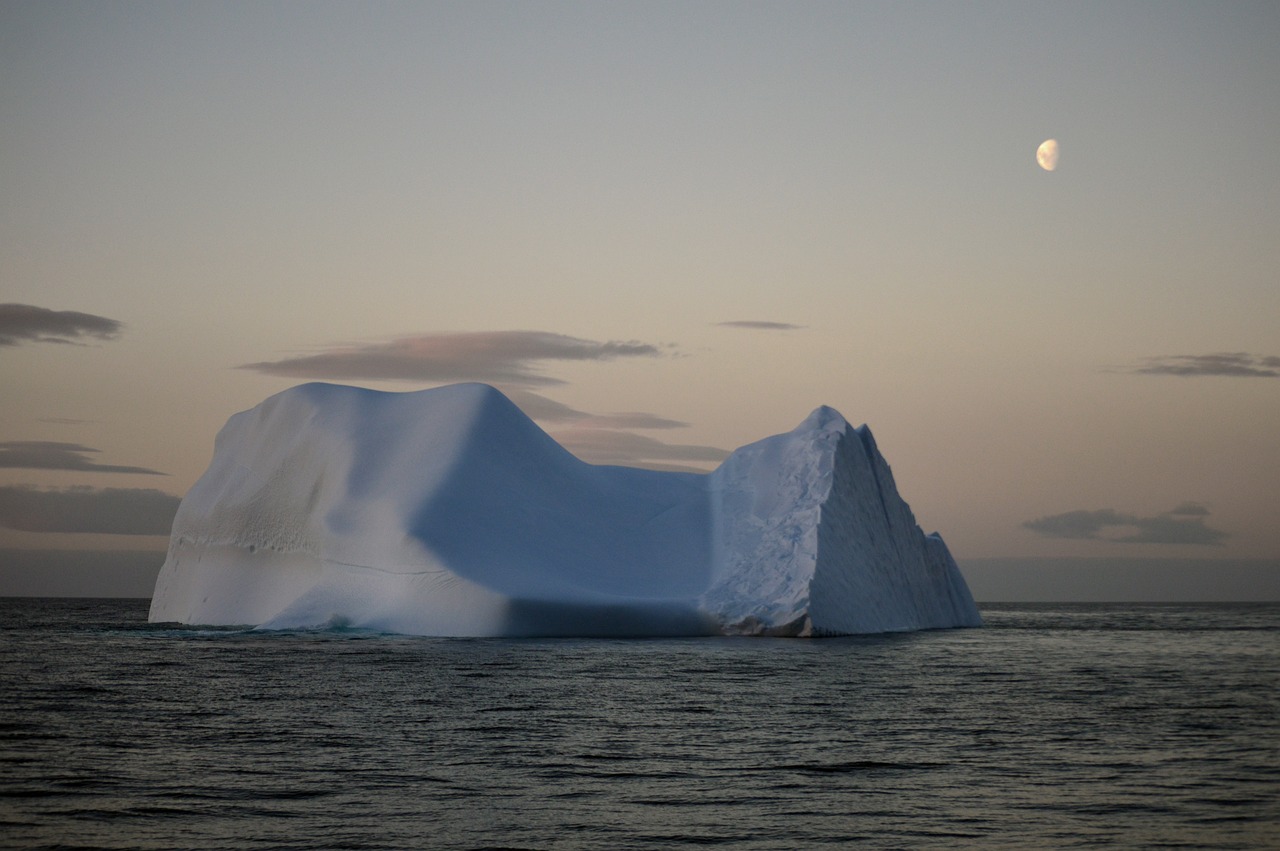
[1,599,1276,850]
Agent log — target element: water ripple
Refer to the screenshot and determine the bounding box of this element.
[0,599,1277,850]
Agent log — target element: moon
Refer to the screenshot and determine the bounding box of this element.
[1036,138,1059,171]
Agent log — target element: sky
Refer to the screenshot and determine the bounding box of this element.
[2,0,1277,599]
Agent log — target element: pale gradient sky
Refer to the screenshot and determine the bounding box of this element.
[2,1,1277,597]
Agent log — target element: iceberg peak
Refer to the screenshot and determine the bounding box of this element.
[803,403,849,429]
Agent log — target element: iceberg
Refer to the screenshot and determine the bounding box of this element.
[149,383,980,636]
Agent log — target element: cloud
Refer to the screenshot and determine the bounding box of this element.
[0,485,180,535]
[503,389,688,429]
[716,321,804,331]
[551,428,729,471]
[1114,515,1228,546]
[568,411,691,430]
[0,441,166,475]
[1022,506,1227,546]
[0,303,122,347]
[240,331,666,386]
[500,389,707,469]
[1124,352,1280,378]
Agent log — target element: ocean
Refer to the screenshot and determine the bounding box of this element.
[1,599,1276,850]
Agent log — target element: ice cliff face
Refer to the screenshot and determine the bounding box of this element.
[702,405,978,635]
[149,383,980,636]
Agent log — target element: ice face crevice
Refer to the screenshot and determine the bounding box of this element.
[149,383,980,636]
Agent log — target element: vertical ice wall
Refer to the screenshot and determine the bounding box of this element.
[807,425,981,634]
[702,406,980,635]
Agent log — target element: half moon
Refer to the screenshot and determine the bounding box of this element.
[1036,139,1059,171]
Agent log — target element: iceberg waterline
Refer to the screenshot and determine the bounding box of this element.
[148,383,981,636]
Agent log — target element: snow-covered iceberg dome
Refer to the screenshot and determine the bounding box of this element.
[149,383,980,636]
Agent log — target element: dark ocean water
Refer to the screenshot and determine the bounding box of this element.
[1,600,1276,850]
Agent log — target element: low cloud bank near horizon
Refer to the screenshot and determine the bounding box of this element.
[0,485,180,535]
[1022,503,1227,546]
[0,442,166,475]
[240,330,667,386]
[959,557,1280,603]
[0,549,164,597]
[0,303,122,347]
[1122,352,1280,378]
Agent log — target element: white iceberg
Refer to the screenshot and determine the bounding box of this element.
[149,383,980,636]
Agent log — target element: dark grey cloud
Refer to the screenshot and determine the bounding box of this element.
[1115,515,1228,546]
[240,331,666,387]
[0,303,122,347]
[552,428,729,471]
[1126,352,1280,378]
[717,321,804,331]
[0,441,165,475]
[503,389,688,429]
[0,485,180,535]
[1023,506,1227,546]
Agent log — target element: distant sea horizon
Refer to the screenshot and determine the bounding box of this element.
[1,548,1277,602]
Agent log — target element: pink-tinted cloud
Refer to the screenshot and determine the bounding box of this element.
[551,428,729,472]
[716,320,804,331]
[503,389,688,429]
[240,330,666,386]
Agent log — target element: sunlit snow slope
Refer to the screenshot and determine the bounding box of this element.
[149,383,980,636]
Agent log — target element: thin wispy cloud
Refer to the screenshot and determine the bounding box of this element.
[1122,352,1280,378]
[503,389,706,470]
[240,331,666,386]
[0,441,166,475]
[552,428,729,472]
[0,485,179,535]
[0,303,122,347]
[503,389,688,429]
[1023,505,1227,546]
[716,321,804,331]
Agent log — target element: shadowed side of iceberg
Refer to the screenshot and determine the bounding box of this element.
[502,598,718,638]
[405,384,713,602]
[697,406,981,635]
[808,425,981,634]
